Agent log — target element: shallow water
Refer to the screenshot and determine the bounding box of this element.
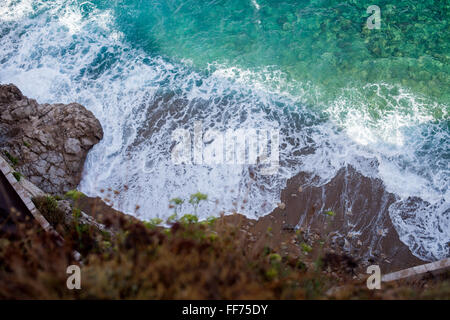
[0,0,448,261]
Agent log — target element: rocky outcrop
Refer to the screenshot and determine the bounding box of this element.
[270,165,425,273]
[56,199,107,232]
[0,84,103,194]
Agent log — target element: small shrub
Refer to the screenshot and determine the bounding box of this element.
[180,214,198,224]
[169,197,184,215]
[12,171,22,181]
[32,196,65,228]
[263,246,273,256]
[301,243,313,254]
[269,253,282,264]
[4,151,18,166]
[102,240,111,249]
[144,218,163,229]
[265,267,278,280]
[65,190,86,201]
[208,233,218,242]
[170,197,184,205]
[296,259,307,271]
[189,192,207,214]
[166,213,178,224]
[101,230,111,241]
[206,216,218,226]
[72,208,82,220]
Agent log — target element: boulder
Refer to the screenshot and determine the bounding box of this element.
[0,84,103,194]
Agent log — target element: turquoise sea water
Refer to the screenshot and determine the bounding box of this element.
[0,0,448,260]
[106,0,450,107]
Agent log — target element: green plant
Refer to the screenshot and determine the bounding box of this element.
[169,197,184,214]
[263,246,273,256]
[206,216,218,226]
[12,171,22,181]
[188,192,207,214]
[144,218,163,229]
[102,241,111,249]
[32,196,65,228]
[23,141,31,148]
[266,226,273,237]
[180,214,199,224]
[314,257,324,272]
[101,230,111,241]
[65,190,86,201]
[74,223,90,241]
[171,198,184,205]
[301,243,313,254]
[166,213,178,224]
[1,204,449,300]
[72,208,82,220]
[265,267,278,280]
[208,233,218,242]
[269,253,282,264]
[296,259,307,271]
[4,151,18,166]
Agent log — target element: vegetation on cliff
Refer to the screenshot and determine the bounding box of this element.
[0,197,448,299]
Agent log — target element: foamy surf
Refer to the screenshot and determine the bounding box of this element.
[0,0,448,261]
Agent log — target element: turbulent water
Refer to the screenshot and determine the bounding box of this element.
[0,0,448,261]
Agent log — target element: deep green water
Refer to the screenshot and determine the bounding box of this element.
[100,0,449,116]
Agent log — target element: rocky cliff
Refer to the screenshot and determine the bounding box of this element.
[0,84,103,194]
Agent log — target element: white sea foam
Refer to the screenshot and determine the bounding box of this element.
[0,0,448,260]
[251,0,261,11]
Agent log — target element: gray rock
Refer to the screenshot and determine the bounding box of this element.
[65,138,81,154]
[0,84,103,194]
[57,200,107,232]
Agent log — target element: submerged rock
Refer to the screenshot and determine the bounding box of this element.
[0,84,103,194]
